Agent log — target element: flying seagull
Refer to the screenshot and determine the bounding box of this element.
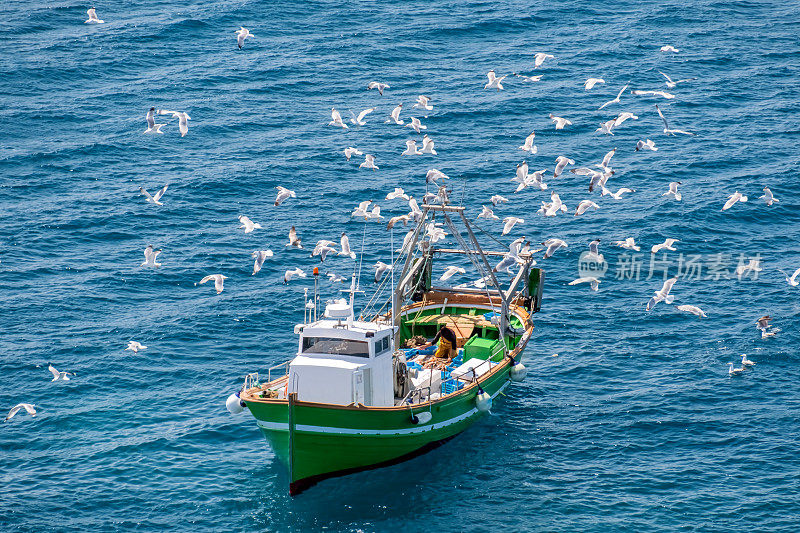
[367,81,389,95]
[126,341,146,353]
[655,104,695,136]
[251,250,273,275]
[598,82,629,110]
[659,71,696,89]
[236,27,254,49]
[274,186,296,206]
[646,277,678,311]
[141,245,162,268]
[85,8,104,23]
[4,403,37,422]
[199,274,227,294]
[48,363,75,381]
[144,108,165,134]
[140,184,168,206]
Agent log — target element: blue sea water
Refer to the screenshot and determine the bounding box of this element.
[2,0,800,530]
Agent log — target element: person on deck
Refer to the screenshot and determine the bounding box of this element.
[422,325,457,369]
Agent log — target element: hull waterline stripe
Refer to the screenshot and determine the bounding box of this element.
[254,381,510,436]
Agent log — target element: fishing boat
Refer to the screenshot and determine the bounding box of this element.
[226,204,544,495]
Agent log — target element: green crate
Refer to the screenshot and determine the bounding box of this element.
[463,336,503,362]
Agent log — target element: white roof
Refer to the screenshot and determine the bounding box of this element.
[290,354,365,371]
[300,319,393,340]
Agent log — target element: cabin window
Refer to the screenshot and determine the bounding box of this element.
[377,336,391,354]
[302,337,370,358]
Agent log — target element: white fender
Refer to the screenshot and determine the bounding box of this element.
[226,392,245,414]
[411,411,432,424]
[475,390,492,413]
[509,361,527,382]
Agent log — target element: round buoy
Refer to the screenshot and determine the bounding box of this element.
[226,392,245,414]
[475,389,492,413]
[509,361,528,382]
[411,411,432,425]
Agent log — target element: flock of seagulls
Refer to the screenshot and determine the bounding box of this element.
[8,23,794,424]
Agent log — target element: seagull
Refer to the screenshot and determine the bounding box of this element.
[368,81,390,95]
[584,78,605,90]
[420,135,437,155]
[533,53,554,68]
[778,267,800,287]
[651,238,679,254]
[413,95,433,111]
[756,315,779,339]
[598,82,629,110]
[569,277,600,291]
[542,238,568,259]
[614,237,640,251]
[484,70,507,90]
[406,117,426,133]
[759,187,778,206]
[574,200,599,216]
[599,148,616,170]
[646,276,678,311]
[143,108,165,134]
[85,7,104,23]
[312,240,338,262]
[477,205,499,221]
[631,90,675,99]
[425,222,447,243]
[440,266,466,281]
[544,192,568,217]
[741,354,755,367]
[655,104,695,136]
[386,103,404,124]
[283,268,306,284]
[676,304,707,318]
[659,71,696,89]
[502,217,524,235]
[351,200,372,219]
[141,245,161,268]
[48,363,75,381]
[140,184,168,206]
[728,362,743,376]
[514,73,543,82]
[158,109,191,137]
[426,169,449,184]
[660,45,679,53]
[200,274,227,294]
[402,140,421,156]
[251,250,273,275]
[374,261,392,283]
[663,181,682,201]
[554,156,574,178]
[236,27,254,49]
[596,119,615,135]
[614,112,638,127]
[387,215,410,229]
[491,195,509,205]
[601,186,635,200]
[386,188,409,201]
[327,272,346,283]
[286,226,302,248]
[586,168,614,193]
[349,107,375,126]
[359,154,378,170]
[736,258,762,277]
[126,341,146,353]
[519,131,537,153]
[4,403,37,422]
[366,205,384,221]
[339,232,356,259]
[636,139,658,151]
[238,215,262,233]
[408,196,423,220]
[329,108,348,129]
[549,113,572,130]
[344,147,363,161]
[513,161,529,184]
[722,191,748,211]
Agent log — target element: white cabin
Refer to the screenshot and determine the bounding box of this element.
[287,305,395,407]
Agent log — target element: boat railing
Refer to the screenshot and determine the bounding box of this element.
[243,372,259,392]
[267,359,292,384]
[400,386,432,405]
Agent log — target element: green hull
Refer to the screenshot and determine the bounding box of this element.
[245,360,515,494]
